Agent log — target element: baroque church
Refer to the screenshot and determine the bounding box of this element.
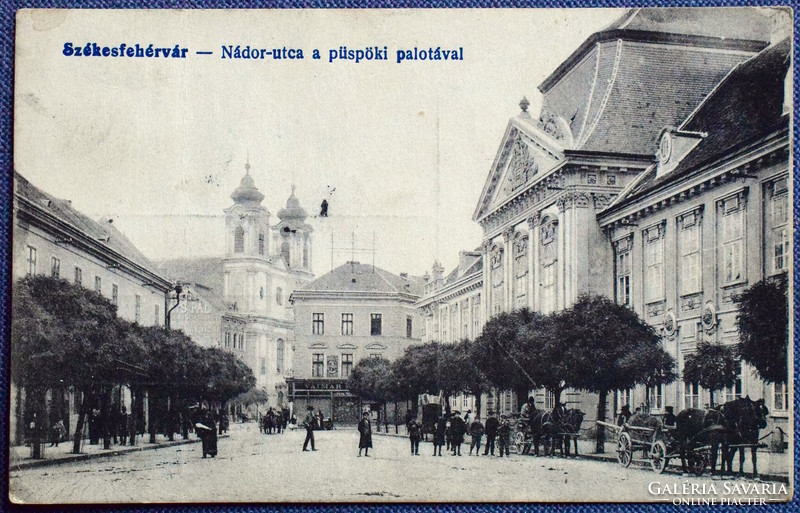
[159,163,314,407]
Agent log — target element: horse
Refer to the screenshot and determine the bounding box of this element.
[526,409,557,456]
[718,397,769,478]
[557,408,585,457]
[673,408,724,475]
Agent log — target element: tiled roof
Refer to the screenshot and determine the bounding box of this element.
[299,262,423,297]
[604,8,772,41]
[609,38,790,206]
[155,257,227,311]
[14,171,165,280]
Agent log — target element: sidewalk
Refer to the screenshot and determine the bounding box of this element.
[372,432,791,483]
[9,430,231,472]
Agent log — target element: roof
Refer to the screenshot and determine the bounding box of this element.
[14,171,166,281]
[298,261,423,297]
[537,7,771,156]
[610,37,791,206]
[443,251,483,286]
[155,257,227,311]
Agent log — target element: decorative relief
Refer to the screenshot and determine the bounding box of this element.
[646,300,666,318]
[490,247,504,268]
[613,235,633,253]
[541,220,558,245]
[503,227,515,242]
[507,139,539,193]
[717,188,749,213]
[721,284,745,304]
[663,310,677,340]
[680,293,702,312]
[592,193,614,210]
[537,110,566,140]
[701,302,717,334]
[480,172,565,234]
[644,222,665,242]
[526,211,542,228]
[513,235,528,256]
[587,173,597,184]
[607,174,617,185]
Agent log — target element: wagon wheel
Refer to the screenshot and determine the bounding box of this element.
[650,440,669,474]
[687,450,708,477]
[514,432,527,455]
[617,432,633,467]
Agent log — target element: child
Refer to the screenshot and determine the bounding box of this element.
[497,415,511,457]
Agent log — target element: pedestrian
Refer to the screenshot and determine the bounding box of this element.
[469,416,484,456]
[432,416,446,456]
[195,409,218,458]
[358,411,373,457]
[464,409,472,424]
[302,405,317,452]
[483,410,498,456]
[497,415,511,457]
[50,419,65,447]
[445,415,452,451]
[408,418,421,455]
[118,406,128,446]
[497,415,511,458]
[617,405,632,426]
[663,406,676,429]
[449,411,466,456]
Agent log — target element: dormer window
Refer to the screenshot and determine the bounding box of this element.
[658,132,672,164]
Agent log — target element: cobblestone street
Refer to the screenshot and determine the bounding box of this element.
[9,424,789,504]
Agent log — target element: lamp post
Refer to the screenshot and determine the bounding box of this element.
[165,284,183,331]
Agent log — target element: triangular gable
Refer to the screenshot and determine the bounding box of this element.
[472,117,564,222]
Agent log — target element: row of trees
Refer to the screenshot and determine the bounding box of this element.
[12,275,255,454]
[348,277,788,453]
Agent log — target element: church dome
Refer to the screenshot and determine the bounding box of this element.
[231,163,265,205]
[277,186,308,222]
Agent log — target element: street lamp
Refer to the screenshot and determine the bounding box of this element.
[165,284,184,331]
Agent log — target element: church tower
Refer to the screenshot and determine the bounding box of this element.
[274,185,314,276]
[223,162,271,313]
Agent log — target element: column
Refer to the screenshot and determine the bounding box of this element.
[481,240,490,323]
[503,226,514,312]
[527,213,540,311]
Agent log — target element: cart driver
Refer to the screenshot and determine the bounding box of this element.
[520,396,537,431]
[663,406,676,429]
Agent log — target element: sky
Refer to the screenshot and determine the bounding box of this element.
[15,8,624,277]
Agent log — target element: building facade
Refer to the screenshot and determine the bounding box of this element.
[12,171,173,443]
[598,37,791,435]
[289,262,423,423]
[159,164,315,407]
[459,8,784,423]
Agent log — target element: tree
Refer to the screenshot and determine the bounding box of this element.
[736,275,788,384]
[473,309,540,405]
[561,295,676,453]
[682,341,739,406]
[392,342,442,412]
[348,357,393,406]
[517,312,571,405]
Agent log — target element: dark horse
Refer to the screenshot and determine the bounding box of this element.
[674,407,726,476]
[718,397,769,478]
[526,409,557,456]
[556,408,585,457]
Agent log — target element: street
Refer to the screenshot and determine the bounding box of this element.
[9,424,789,503]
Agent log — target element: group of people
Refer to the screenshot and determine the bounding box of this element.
[259,407,290,434]
[422,410,513,457]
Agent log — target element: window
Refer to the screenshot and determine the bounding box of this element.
[490,247,504,315]
[647,385,663,411]
[768,179,789,274]
[135,294,141,323]
[111,284,118,306]
[472,297,481,336]
[224,332,231,348]
[450,308,458,342]
[232,334,237,349]
[644,224,665,302]
[616,389,632,411]
[725,364,742,402]
[370,314,382,336]
[514,235,529,308]
[303,236,309,268]
[615,238,632,306]
[258,233,265,255]
[342,313,354,335]
[720,195,744,283]
[94,276,102,293]
[679,212,702,295]
[260,358,266,375]
[312,354,324,377]
[276,287,283,305]
[544,390,555,410]
[74,267,82,285]
[234,226,245,253]
[440,306,448,342]
[50,256,60,278]
[407,316,413,338]
[240,334,246,352]
[277,339,285,373]
[774,382,788,411]
[684,381,700,409]
[369,353,381,359]
[540,220,558,314]
[461,301,469,338]
[342,354,353,378]
[154,304,159,326]
[26,246,37,275]
[503,391,513,414]
[312,313,324,335]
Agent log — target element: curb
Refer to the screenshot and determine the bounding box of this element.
[10,434,230,471]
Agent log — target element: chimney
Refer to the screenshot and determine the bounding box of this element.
[400,272,408,280]
[432,261,445,288]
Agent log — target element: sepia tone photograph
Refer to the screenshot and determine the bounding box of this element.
[9,7,793,503]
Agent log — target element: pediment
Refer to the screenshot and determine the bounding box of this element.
[472,118,565,222]
[309,342,329,349]
[365,342,387,350]
[337,343,357,350]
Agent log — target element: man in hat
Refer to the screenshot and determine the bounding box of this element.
[663,406,676,429]
[449,411,466,456]
[483,410,499,456]
[302,405,317,451]
[358,411,373,457]
[497,415,512,457]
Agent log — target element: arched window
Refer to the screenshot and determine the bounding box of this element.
[513,233,529,309]
[234,226,245,253]
[276,339,285,373]
[258,232,265,255]
[302,235,309,268]
[540,218,558,314]
[281,241,290,266]
[490,245,504,315]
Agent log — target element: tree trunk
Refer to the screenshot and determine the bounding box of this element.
[709,390,715,407]
[472,389,483,419]
[101,386,111,450]
[129,388,139,446]
[73,389,88,454]
[595,389,608,454]
[554,388,562,409]
[148,388,157,443]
